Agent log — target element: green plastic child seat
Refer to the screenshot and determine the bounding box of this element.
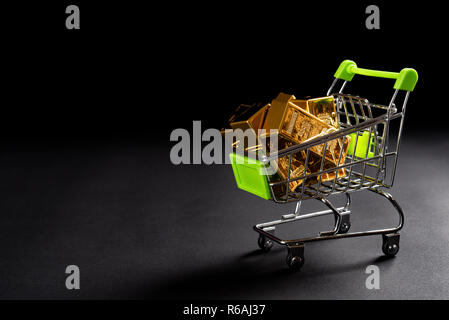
[229,152,272,200]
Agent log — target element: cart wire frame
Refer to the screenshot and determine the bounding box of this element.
[251,62,417,270]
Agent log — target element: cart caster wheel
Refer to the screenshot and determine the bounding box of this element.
[382,233,400,257]
[286,254,304,271]
[286,244,305,271]
[258,235,273,252]
[338,222,351,234]
[382,242,399,256]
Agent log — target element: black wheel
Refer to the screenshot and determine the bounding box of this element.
[382,242,399,257]
[286,254,305,271]
[338,221,351,234]
[258,234,273,252]
[382,233,400,257]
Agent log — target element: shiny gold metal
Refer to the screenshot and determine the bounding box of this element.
[263,93,295,132]
[291,99,308,111]
[280,105,334,144]
[306,96,339,128]
[229,93,349,193]
[221,103,267,134]
[263,93,350,183]
[230,104,270,132]
[266,137,317,192]
[277,155,313,191]
[224,103,271,153]
[307,151,346,182]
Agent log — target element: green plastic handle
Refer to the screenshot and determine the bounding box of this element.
[334,60,418,92]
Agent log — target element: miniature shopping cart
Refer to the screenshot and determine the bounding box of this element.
[229,60,418,270]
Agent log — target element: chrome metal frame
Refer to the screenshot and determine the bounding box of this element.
[254,188,404,244]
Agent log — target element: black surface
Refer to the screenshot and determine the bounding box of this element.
[1,1,447,300]
[1,132,448,299]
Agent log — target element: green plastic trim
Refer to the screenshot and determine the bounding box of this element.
[347,131,376,158]
[229,153,272,200]
[334,60,418,91]
[334,60,358,81]
[393,68,419,92]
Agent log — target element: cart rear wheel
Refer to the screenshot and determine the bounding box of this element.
[286,254,304,271]
[339,221,351,234]
[258,234,273,252]
[382,233,400,257]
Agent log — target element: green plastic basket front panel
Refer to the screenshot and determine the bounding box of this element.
[229,153,271,200]
[347,131,376,158]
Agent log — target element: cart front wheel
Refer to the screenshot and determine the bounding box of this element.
[382,242,399,256]
[258,235,273,252]
[382,233,400,257]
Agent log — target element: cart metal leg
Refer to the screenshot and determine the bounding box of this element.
[318,194,351,236]
[253,189,404,270]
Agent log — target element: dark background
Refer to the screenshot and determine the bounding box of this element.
[0,1,442,142]
[1,1,448,300]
